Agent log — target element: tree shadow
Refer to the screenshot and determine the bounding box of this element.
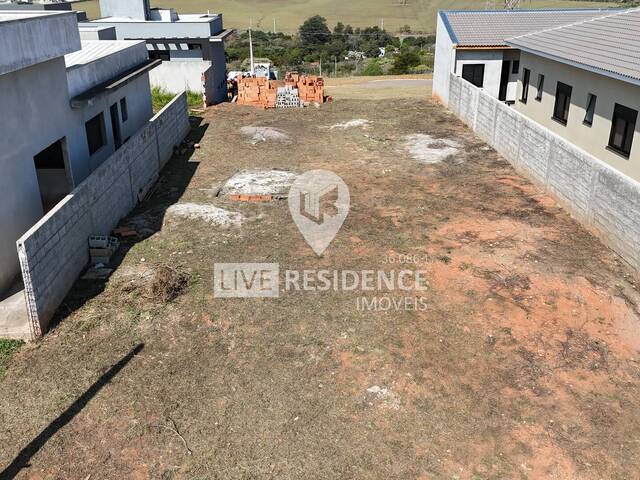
[0,343,144,479]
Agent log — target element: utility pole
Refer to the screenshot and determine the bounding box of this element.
[334,56,337,78]
[249,18,255,75]
[381,18,384,30]
[319,57,322,77]
[273,18,276,34]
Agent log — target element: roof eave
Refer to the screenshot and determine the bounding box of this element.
[509,41,640,88]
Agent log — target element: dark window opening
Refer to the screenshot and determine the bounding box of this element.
[110,103,122,150]
[535,74,544,102]
[149,50,170,61]
[120,97,128,122]
[85,113,106,155]
[584,93,597,126]
[520,68,530,103]
[498,60,510,102]
[33,138,70,213]
[609,103,637,157]
[461,64,485,88]
[188,43,201,50]
[512,60,520,74]
[553,82,572,125]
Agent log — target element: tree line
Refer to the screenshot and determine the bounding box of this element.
[225,15,435,76]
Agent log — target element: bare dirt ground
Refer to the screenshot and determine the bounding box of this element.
[2,91,640,479]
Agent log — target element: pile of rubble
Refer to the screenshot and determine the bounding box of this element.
[235,72,326,109]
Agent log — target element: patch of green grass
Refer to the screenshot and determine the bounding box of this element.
[152,87,204,113]
[0,339,24,378]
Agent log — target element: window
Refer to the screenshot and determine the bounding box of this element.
[520,68,530,103]
[553,82,572,125]
[120,98,128,122]
[512,60,520,74]
[148,50,170,61]
[461,64,485,88]
[608,103,637,157]
[188,43,201,50]
[85,113,106,155]
[584,94,597,126]
[535,74,544,101]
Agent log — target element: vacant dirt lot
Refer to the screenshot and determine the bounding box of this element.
[2,91,640,479]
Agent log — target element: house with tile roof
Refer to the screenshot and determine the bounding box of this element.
[432,8,622,106]
[508,8,640,179]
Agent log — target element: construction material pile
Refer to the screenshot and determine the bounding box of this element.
[285,73,325,103]
[236,76,278,108]
[88,235,119,265]
[276,86,301,108]
[236,72,326,108]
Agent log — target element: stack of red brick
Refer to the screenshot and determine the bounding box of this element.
[236,73,326,108]
[285,73,325,103]
[236,76,279,108]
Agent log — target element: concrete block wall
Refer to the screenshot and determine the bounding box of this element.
[448,73,640,272]
[16,93,190,339]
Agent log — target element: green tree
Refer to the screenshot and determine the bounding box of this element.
[362,59,384,76]
[299,15,331,45]
[391,49,422,74]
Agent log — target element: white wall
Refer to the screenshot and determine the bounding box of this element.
[514,51,640,183]
[454,50,504,99]
[0,56,153,293]
[0,58,73,292]
[17,93,191,339]
[432,13,455,105]
[448,72,640,275]
[149,59,207,94]
[504,50,520,103]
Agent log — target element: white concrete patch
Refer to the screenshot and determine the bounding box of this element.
[166,203,244,227]
[402,134,462,164]
[366,385,401,410]
[330,119,371,129]
[240,126,290,144]
[220,169,298,196]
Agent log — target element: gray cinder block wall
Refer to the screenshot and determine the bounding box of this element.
[16,93,190,339]
[447,73,640,272]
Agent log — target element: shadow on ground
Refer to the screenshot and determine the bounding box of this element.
[47,118,209,331]
[0,343,144,479]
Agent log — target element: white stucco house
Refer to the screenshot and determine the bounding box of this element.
[432,8,621,106]
[80,0,233,105]
[0,10,158,337]
[508,8,640,182]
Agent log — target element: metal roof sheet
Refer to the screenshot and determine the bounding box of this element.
[507,8,640,84]
[440,9,624,47]
[65,40,142,68]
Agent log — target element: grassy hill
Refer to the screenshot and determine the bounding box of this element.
[78,0,617,33]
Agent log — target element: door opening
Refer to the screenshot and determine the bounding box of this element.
[33,138,71,213]
[498,60,510,101]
